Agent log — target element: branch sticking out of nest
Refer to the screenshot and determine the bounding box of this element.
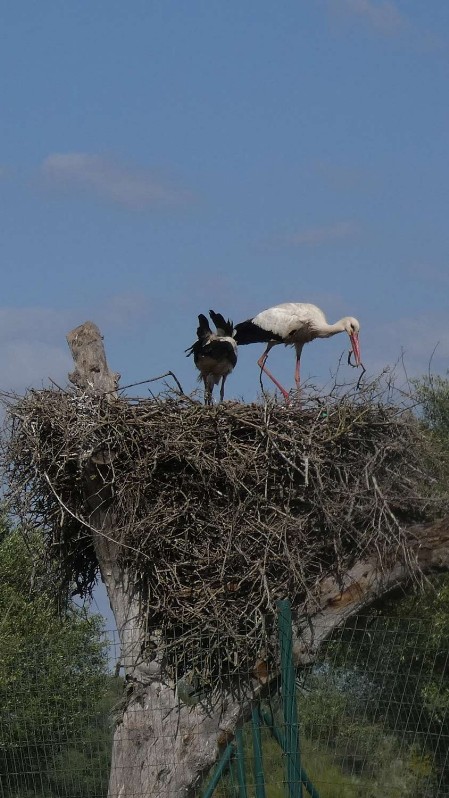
[1,381,445,687]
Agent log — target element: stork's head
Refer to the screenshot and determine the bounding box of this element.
[342,317,361,366]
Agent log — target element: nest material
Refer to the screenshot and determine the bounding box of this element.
[1,386,444,686]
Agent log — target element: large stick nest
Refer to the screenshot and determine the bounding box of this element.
[1,384,444,685]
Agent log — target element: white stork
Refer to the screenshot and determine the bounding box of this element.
[234,302,361,400]
[186,309,237,405]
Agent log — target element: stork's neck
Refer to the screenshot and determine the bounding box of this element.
[315,319,347,339]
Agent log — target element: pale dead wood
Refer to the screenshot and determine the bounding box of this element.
[293,516,449,664]
[67,320,120,396]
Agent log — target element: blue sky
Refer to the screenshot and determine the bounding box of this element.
[2,1,448,626]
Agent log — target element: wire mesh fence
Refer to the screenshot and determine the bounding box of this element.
[1,611,449,798]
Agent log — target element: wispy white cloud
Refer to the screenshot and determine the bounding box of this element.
[363,312,449,380]
[313,160,372,191]
[288,221,358,246]
[0,308,74,393]
[0,307,75,342]
[327,0,445,50]
[0,295,156,393]
[40,153,193,209]
[334,0,408,35]
[1,340,73,393]
[384,315,449,360]
[96,292,151,328]
[407,261,449,287]
[262,221,359,250]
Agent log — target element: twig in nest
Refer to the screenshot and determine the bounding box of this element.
[146,371,184,395]
[113,372,185,396]
[347,349,367,389]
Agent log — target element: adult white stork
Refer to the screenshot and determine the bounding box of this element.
[234,302,361,400]
[186,310,237,405]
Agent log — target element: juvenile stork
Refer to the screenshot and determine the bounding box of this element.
[234,302,361,400]
[186,310,237,405]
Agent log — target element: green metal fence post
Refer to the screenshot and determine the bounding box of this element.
[260,708,321,798]
[251,703,266,798]
[235,726,248,798]
[277,599,303,798]
[202,741,235,798]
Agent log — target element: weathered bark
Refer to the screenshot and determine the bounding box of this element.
[66,321,449,798]
[292,516,449,664]
[67,321,120,396]
[66,323,247,798]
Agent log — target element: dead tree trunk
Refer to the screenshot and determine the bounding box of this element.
[66,321,449,798]
[67,323,248,798]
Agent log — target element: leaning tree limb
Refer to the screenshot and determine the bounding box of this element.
[292,515,449,663]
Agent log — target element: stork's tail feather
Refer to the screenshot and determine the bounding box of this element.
[197,313,212,339]
[186,313,214,356]
[209,309,234,337]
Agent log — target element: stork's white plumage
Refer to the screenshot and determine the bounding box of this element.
[186,310,237,405]
[234,302,361,399]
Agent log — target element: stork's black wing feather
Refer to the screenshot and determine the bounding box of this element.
[200,338,237,368]
[186,313,212,356]
[197,313,212,340]
[209,309,234,337]
[234,319,283,345]
[186,336,237,367]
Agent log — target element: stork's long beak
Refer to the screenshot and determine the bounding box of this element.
[349,332,361,367]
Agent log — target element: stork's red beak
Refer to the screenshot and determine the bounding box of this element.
[350,332,361,366]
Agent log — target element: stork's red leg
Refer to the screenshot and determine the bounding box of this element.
[257,350,290,401]
[295,356,300,388]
